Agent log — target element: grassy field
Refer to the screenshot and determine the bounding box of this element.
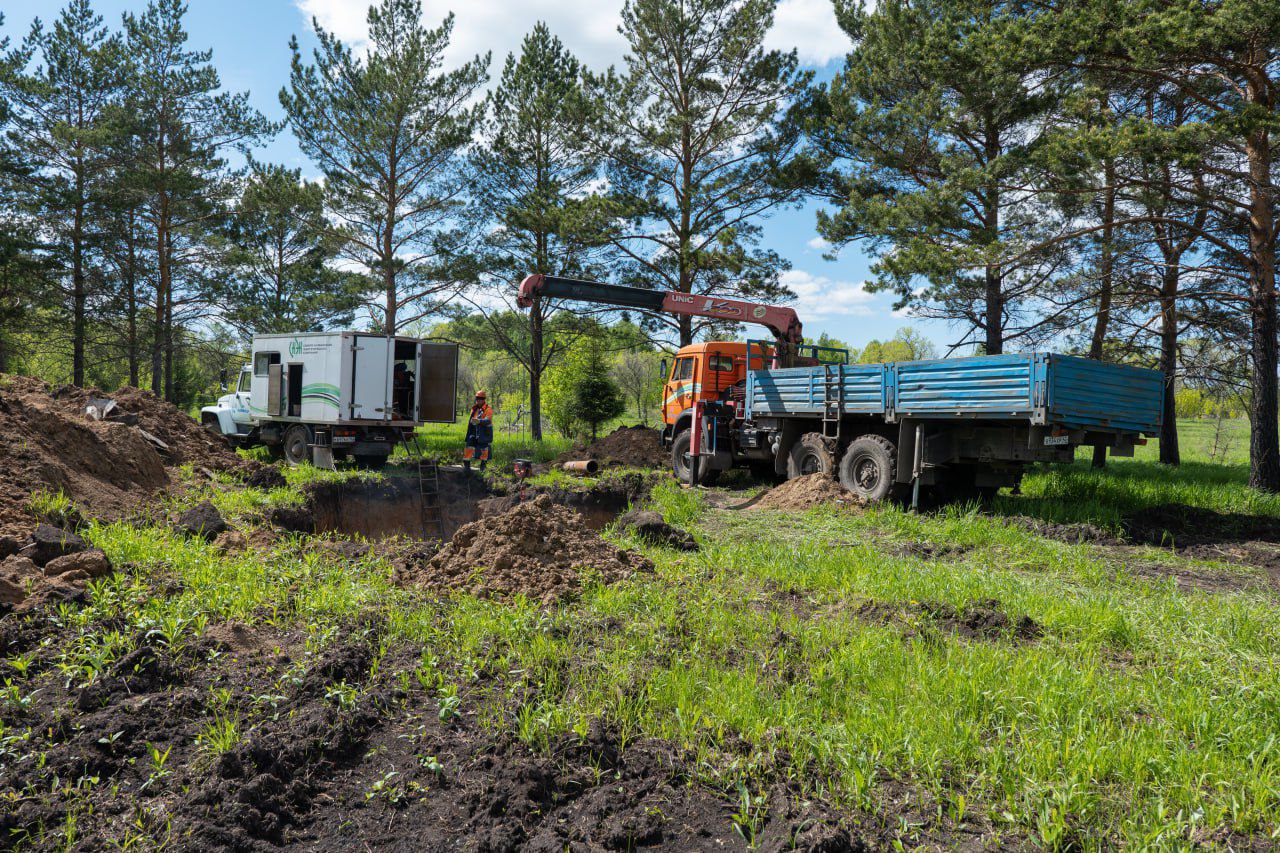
[6,417,1280,848]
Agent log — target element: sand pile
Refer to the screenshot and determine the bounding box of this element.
[557,425,667,469]
[400,494,652,604]
[754,473,854,511]
[0,375,238,536]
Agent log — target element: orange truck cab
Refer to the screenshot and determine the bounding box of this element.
[661,341,784,450]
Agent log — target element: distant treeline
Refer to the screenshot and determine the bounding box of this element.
[0,0,1276,481]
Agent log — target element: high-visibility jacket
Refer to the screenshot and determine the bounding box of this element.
[465,402,493,446]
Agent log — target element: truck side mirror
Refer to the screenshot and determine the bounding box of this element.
[660,358,668,380]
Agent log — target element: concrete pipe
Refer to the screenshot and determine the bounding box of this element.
[562,459,600,475]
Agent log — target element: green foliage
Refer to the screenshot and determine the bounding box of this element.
[589,0,812,345]
[217,162,361,338]
[281,0,489,333]
[857,327,939,363]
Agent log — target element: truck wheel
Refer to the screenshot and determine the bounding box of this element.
[786,433,835,479]
[838,435,897,503]
[671,429,720,486]
[282,425,312,466]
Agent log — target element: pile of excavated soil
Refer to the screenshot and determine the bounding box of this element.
[556,424,667,469]
[753,473,854,511]
[400,494,652,604]
[0,375,239,537]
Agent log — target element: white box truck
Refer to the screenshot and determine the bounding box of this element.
[201,332,459,469]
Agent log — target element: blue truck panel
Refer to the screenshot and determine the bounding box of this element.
[744,364,885,415]
[894,356,1036,418]
[743,352,1162,436]
[1044,354,1163,435]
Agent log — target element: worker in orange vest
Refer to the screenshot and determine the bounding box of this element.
[463,390,494,472]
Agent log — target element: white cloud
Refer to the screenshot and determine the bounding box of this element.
[780,270,875,320]
[806,235,830,251]
[765,0,852,66]
[294,0,850,72]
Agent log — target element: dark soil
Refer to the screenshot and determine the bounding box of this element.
[399,494,653,605]
[855,597,1043,643]
[754,474,854,511]
[554,424,668,469]
[617,508,699,551]
[1122,503,1280,548]
[1007,517,1121,546]
[0,374,242,538]
[0,607,880,851]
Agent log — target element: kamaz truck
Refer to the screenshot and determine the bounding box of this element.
[201,332,459,468]
[517,275,1163,503]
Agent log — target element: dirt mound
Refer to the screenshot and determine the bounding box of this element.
[617,508,699,551]
[557,424,667,469]
[0,375,240,537]
[400,494,652,604]
[754,473,854,511]
[1008,517,1120,546]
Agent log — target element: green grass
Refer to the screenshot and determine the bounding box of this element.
[12,417,1280,848]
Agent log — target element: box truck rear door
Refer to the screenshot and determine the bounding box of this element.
[350,335,393,420]
[416,342,459,423]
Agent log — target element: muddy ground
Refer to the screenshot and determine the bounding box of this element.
[0,607,882,851]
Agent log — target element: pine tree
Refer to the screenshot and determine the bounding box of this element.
[1,0,124,386]
[471,23,610,441]
[122,0,273,399]
[1055,0,1280,488]
[814,0,1065,354]
[282,0,489,333]
[591,0,812,346]
[0,14,44,373]
[217,162,360,337]
[569,334,625,441]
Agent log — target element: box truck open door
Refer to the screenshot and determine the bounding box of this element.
[350,335,393,420]
[416,342,459,423]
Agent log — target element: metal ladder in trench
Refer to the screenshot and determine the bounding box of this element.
[398,433,446,541]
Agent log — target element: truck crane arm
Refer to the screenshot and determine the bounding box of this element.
[516,274,804,347]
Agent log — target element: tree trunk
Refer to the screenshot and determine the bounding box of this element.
[529,295,543,441]
[152,214,166,396]
[1158,266,1180,465]
[1245,77,1279,491]
[983,115,1003,355]
[1090,157,1116,469]
[72,190,86,387]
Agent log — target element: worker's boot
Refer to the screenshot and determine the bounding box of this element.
[479,459,487,472]
[464,460,471,472]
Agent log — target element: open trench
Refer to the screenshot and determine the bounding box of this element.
[304,467,647,542]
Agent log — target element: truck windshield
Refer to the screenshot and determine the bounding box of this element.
[237,371,251,393]
[672,357,695,381]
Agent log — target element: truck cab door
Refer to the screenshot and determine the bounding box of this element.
[232,368,253,426]
[350,335,393,420]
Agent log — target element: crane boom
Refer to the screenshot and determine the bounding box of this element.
[516,274,804,346]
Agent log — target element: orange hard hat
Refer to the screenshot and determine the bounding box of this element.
[475,390,486,399]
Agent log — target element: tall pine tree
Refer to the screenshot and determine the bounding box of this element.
[471,23,610,440]
[814,0,1064,354]
[2,0,124,385]
[122,0,273,399]
[282,0,489,333]
[590,0,811,346]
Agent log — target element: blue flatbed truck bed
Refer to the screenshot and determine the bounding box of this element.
[689,352,1163,502]
[743,352,1162,435]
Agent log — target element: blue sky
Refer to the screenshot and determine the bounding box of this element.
[2,0,955,353]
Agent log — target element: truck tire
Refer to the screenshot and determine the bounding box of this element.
[786,433,836,479]
[282,424,312,466]
[671,428,719,486]
[201,413,239,448]
[838,435,897,503]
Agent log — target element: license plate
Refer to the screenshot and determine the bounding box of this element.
[1043,435,1070,446]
